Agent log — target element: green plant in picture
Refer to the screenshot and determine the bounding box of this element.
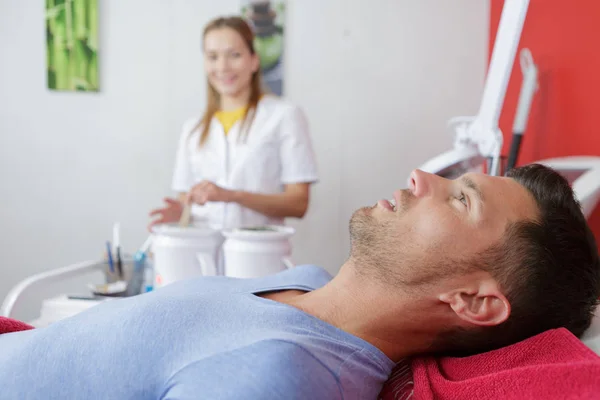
[46,0,98,92]
[254,34,283,71]
[242,1,285,72]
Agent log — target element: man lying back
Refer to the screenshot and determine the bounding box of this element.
[0,164,598,399]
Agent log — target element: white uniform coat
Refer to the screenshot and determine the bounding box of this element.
[172,96,318,229]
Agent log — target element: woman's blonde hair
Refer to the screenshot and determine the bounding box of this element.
[195,16,265,147]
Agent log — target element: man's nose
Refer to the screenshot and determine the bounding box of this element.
[408,169,448,198]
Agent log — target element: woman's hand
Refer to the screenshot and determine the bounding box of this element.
[187,181,234,206]
[148,197,184,230]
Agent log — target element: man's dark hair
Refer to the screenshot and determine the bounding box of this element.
[438,163,600,356]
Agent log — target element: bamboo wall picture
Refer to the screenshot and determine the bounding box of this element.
[46,0,99,92]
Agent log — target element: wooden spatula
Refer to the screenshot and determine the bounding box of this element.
[179,203,192,227]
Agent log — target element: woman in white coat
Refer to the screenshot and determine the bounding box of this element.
[149,16,318,229]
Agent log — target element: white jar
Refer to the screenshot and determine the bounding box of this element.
[151,223,224,287]
[222,226,295,279]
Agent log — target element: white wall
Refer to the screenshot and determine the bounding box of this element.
[0,0,488,320]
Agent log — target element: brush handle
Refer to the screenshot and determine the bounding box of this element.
[116,247,123,278]
[105,241,114,273]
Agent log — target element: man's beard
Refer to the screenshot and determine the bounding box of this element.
[349,206,388,253]
[348,205,410,285]
[348,189,413,255]
[348,190,459,287]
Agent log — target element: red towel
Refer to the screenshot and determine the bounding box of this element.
[0,316,34,334]
[380,328,600,400]
[413,328,600,399]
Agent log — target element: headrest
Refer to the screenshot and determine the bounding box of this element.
[581,306,600,355]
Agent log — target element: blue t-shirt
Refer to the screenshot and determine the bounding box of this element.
[0,266,395,399]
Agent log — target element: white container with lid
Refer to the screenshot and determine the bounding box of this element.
[222,226,294,279]
[151,223,224,287]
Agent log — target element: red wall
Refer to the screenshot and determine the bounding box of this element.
[490,0,600,238]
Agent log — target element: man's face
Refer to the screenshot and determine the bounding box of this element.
[349,169,539,286]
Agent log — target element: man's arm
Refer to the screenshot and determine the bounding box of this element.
[160,341,342,400]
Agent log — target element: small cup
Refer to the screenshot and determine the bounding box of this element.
[102,256,145,297]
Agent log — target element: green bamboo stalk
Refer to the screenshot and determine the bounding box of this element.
[53,7,68,90]
[87,0,98,52]
[74,39,88,85]
[65,0,75,90]
[87,0,98,90]
[48,70,56,89]
[73,0,89,90]
[88,50,98,90]
[67,47,76,91]
[73,0,87,39]
[47,34,56,89]
[46,5,53,71]
[46,0,54,88]
[47,0,56,36]
[65,0,73,49]
[46,33,52,70]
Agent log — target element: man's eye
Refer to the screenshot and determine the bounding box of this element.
[458,193,468,206]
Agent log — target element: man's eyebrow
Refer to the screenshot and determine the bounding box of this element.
[460,176,484,203]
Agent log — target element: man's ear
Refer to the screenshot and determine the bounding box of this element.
[438,279,510,327]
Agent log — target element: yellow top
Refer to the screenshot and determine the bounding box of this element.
[214,106,247,135]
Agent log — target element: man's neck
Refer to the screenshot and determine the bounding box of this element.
[282,263,442,362]
[220,87,252,111]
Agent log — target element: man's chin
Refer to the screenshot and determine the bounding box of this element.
[349,207,376,242]
[349,207,372,225]
[355,205,375,216]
